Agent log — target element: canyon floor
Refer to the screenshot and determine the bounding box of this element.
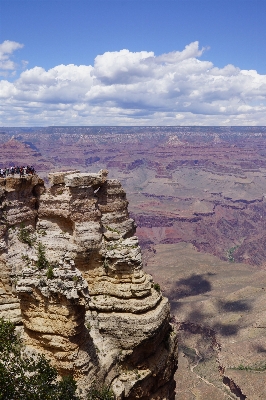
[144,243,266,399]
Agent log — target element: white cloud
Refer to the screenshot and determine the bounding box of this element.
[93,49,154,84]
[0,40,266,126]
[0,40,24,75]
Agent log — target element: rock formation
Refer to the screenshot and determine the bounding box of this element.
[0,171,178,399]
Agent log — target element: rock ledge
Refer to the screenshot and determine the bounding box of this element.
[0,171,178,399]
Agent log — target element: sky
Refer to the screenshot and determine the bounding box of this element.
[0,0,266,126]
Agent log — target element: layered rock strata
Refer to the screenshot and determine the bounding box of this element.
[0,171,178,399]
[0,175,43,323]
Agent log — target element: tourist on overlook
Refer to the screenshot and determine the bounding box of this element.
[0,165,36,178]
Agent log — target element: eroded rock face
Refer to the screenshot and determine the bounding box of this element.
[0,175,43,323]
[0,170,178,399]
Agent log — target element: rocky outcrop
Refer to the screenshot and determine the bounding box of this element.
[0,171,178,399]
[0,174,43,323]
[16,260,97,375]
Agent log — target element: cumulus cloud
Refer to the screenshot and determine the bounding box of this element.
[0,40,24,76]
[0,40,266,126]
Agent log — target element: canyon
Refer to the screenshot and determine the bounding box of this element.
[1,125,266,398]
[1,126,266,268]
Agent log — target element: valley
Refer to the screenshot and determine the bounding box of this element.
[1,126,266,267]
[1,125,266,398]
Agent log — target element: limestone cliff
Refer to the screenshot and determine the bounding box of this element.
[0,170,178,399]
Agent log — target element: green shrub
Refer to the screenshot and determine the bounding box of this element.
[46,266,54,279]
[0,318,79,400]
[18,224,35,247]
[0,318,18,354]
[87,384,115,400]
[103,259,109,274]
[235,363,266,372]
[227,246,239,263]
[153,283,161,293]
[106,226,120,234]
[37,229,47,236]
[36,242,50,270]
[180,345,197,360]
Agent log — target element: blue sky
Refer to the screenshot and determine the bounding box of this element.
[0,0,266,126]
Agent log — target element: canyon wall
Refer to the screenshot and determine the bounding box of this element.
[1,127,266,267]
[0,171,178,399]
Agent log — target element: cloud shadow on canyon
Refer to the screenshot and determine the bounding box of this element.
[254,345,266,353]
[169,273,212,301]
[219,300,251,313]
[168,273,212,313]
[212,323,239,336]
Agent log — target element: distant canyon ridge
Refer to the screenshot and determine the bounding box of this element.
[1,125,266,268]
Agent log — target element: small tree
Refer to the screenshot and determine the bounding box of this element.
[87,385,115,400]
[0,318,79,400]
[46,266,54,279]
[153,283,161,293]
[18,224,35,247]
[36,242,50,270]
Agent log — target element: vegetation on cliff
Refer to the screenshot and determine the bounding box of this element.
[0,318,116,400]
[87,386,115,400]
[0,318,78,400]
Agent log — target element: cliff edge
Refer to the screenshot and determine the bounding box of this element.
[0,170,178,399]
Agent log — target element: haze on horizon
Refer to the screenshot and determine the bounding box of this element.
[0,0,266,127]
